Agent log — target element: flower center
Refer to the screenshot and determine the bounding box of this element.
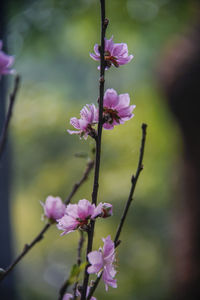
[103,108,120,124]
[77,218,89,227]
[104,51,119,68]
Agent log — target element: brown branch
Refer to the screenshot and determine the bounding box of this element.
[0,223,50,282]
[65,160,94,205]
[114,123,147,245]
[80,1,108,299]
[86,123,148,300]
[0,159,94,283]
[73,231,85,299]
[58,231,85,300]
[0,75,20,160]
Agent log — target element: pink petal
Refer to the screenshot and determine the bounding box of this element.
[94,44,100,56]
[77,199,94,219]
[103,89,119,109]
[102,267,117,291]
[87,251,103,274]
[105,36,114,53]
[117,55,133,65]
[70,117,81,130]
[111,43,125,57]
[67,129,81,135]
[115,93,130,109]
[103,123,114,130]
[62,294,73,300]
[91,202,103,219]
[66,204,78,218]
[57,215,78,235]
[102,236,115,261]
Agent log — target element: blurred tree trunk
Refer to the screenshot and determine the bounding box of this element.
[0,0,17,298]
[158,7,200,300]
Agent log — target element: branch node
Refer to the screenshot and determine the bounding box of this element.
[104,18,109,27]
[131,175,135,182]
[115,240,121,247]
[99,76,105,83]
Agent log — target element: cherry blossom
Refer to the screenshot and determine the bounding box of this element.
[57,200,112,235]
[0,41,15,77]
[103,88,135,129]
[67,104,98,139]
[41,196,66,221]
[87,235,117,291]
[90,36,133,69]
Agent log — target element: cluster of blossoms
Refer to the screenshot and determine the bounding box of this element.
[57,199,112,235]
[40,36,133,298]
[0,41,15,78]
[41,197,112,231]
[68,37,135,139]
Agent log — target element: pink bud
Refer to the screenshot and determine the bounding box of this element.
[41,196,66,221]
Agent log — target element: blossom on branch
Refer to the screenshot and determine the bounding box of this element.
[90,36,133,69]
[103,88,135,129]
[57,199,95,235]
[0,41,15,77]
[67,104,98,139]
[57,200,112,235]
[87,235,117,291]
[41,196,66,221]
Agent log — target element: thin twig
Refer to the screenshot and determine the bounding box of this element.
[0,223,50,282]
[77,231,85,266]
[0,159,94,283]
[58,231,85,300]
[87,123,147,300]
[80,1,108,299]
[0,75,20,160]
[65,160,94,205]
[73,231,85,299]
[114,123,147,245]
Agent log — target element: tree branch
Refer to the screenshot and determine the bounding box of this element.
[80,1,108,299]
[114,123,147,245]
[0,75,20,160]
[0,159,94,283]
[86,123,147,300]
[58,231,85,300]
[65,160,94,205]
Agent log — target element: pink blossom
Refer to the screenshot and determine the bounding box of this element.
[57,200,113,235]
[67,104,98,139]
[90,36,133,69]
[41,196,66,221]
[103,89,135,129]
[0,41,15,77]
[87,235,117,291]
[57,199,96,235]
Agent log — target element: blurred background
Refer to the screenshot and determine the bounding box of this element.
[1,0,199,299]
